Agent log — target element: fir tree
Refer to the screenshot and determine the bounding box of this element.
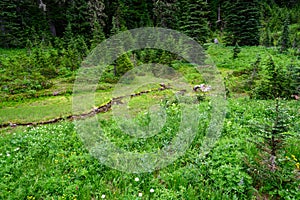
[153,0,178,29]
[280,17,290,52]
[178,0,209,44]
[223,0,261,46]
[90,20,106,49]
[246,99,297,198]
[110,14,129,77]
[286,62,300,96]
[252,56,289,99]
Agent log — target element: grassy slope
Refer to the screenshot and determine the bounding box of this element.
[0,90,112,124]
[0,99,298,199]
[0,46,299,199]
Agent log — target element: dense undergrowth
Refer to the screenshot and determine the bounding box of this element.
[0,99,299,199]
[0,45,299,199]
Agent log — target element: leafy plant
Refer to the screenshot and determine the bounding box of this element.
[246,99,299,198]
[251,56,290,99]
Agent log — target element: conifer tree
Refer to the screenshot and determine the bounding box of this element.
[110,13,131,77]
[90,20,106,49]
[223,0,261,46]
[153,0,178,29]
[178,0,209,43]
[280,17,290,52]
[0,0,20,47]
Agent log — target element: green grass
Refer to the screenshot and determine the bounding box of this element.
[0,90,112,124]
[206,45,299,70]
[1,46,300,199]
[0,98,299,199]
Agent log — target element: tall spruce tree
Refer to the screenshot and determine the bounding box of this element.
[153,0,178,29]
[280,17,290,52]
[0,0,21,47]
[178,0,209,43]
[223,0,261,46]
[0,0,47,47]
[90,20,106,49]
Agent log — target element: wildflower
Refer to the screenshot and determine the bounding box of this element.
[296,163,300,170]
[138,193,142,197]
[150,188,154,193]
[193,84,212,92]
[0,153,2,156]
[14,147,20,151]
[7,153,10,157]
[291,155,298,161]
[134,177,139,182]
[101,194,106,199]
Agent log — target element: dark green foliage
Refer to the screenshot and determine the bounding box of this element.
[232,43,241,59]
[280,17,290,52]
[223,0,261,46]
[178,0,209,43]
[65,0,92,39]
[153,0,178,29]
[0,0,49,48]
[122,0,153,28]
[251,56,292,99]
[274,0,299,8]
[90,20,106,49]
[250,57,300,99]
[115,54,134,77]
[1,0,300,48]
[287,62,300,95]
[0,0,21,47]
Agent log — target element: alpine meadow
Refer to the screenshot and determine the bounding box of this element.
[0,1,300,199]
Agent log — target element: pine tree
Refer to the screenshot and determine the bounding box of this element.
[90,20,106,49]
[178,0,210,43]
[252,57,288,99]
[223,0,261,46]
[246,99,297,197]
[0,0,42,47]
[65,0,91,39]
[153,0,178,29]
[116,54,134,77]
[286,62,300,96]
[280,17,290,52]
[110,14,128,77]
